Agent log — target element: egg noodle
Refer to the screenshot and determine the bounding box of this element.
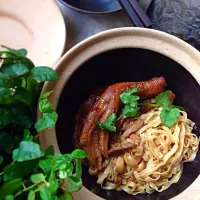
[95,108,199,195]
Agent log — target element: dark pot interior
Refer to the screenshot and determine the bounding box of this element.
[56,48,200,200]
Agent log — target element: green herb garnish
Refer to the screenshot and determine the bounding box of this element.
[154,90,180,127]
[160,106,180,127]
[120,87,140,118]
[122,104,139,118]
[96,113,117,132]
[0,46,87,199]
[155,90,172,107]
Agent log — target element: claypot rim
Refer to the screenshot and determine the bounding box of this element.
[38,27,200,200]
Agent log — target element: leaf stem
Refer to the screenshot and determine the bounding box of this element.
[14,183,37,198]
[117,113,123,121]
[139,103,158,107]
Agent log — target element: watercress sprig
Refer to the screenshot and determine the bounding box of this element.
[0,46,87,200]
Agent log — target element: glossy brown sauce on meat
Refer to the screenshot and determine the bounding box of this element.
[73,77,168,170]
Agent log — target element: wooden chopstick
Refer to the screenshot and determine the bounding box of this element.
[128,0,152,27]
[118,0,152,28]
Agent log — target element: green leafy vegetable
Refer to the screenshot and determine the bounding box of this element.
[75,159,82,179]
[96,113,117,132]
[1,45,27,57]
[0,178,23,199]
[30,173,46,184]
[54,153,72,171]
[42,91,53,98]
[0,73,6,86]
[48,170,59,195]
[23,129,33,141]
[31,67,58,81]
[0,87,12,104]
[67,176,82,193]
[58,163,73,179]
[35,112,58,132]
[0,63,29,77]
[5,195,14,200]
[71,149,87,159]
[59,193,72,200]
[39,156,53,175]
[12,141,45,161]
[3,159,39,181]
[44,145,54,156]
[39,186,52,200]
[0,132,12,151]
[14,87,31,106]
[0,46,85,199]
[39,98,54,113]
[0,155,3,165]
[28,191,35,200]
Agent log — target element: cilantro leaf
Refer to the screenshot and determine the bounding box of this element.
[12,141,44,162]
[120,88,139,104]
[96,113,117,132]
[160,106,180,127]
[156,90,171,107]
[122,104,139,118]
[126,87,138,95]
[120,87,140,118]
